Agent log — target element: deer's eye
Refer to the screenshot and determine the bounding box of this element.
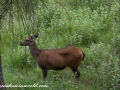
[30,36,33,39]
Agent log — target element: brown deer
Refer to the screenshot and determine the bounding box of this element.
[20,33,85,84]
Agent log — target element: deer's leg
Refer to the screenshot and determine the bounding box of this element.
[42,69,48,81]
[70,67,80,85]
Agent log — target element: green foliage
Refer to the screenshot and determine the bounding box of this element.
[84,43,120,89]
[112,33,120,58]
[1,0,120,90]
[11,48,37,69]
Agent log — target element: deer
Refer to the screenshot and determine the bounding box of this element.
[20,33,85,85]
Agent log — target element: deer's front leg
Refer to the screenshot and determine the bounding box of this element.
[42,68,48,81]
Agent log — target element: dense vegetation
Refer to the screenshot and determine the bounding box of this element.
[1,0,120,90]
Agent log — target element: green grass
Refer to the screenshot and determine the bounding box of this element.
[1,0,120,90]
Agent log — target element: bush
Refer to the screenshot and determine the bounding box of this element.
[11,47,37,69]
[112,33,120,58]
[86,43,120,89]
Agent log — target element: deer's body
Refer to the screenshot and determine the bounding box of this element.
[20,33,85,84]
[35,46,83,70]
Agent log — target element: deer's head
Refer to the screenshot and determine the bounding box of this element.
[20,33,38,46]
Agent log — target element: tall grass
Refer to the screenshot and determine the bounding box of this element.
[1,0,120,90]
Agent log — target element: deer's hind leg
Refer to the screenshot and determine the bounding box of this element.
[70,67,80,85]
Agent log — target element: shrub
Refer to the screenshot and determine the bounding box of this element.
[11,47,37,69]
[86,43,120,89]
[112,33,120,58]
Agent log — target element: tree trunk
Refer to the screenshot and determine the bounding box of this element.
[0,55,6,90]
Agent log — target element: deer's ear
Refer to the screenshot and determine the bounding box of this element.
[33,33,38,38]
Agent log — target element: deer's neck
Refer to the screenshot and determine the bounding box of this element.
[29,42,39,59]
